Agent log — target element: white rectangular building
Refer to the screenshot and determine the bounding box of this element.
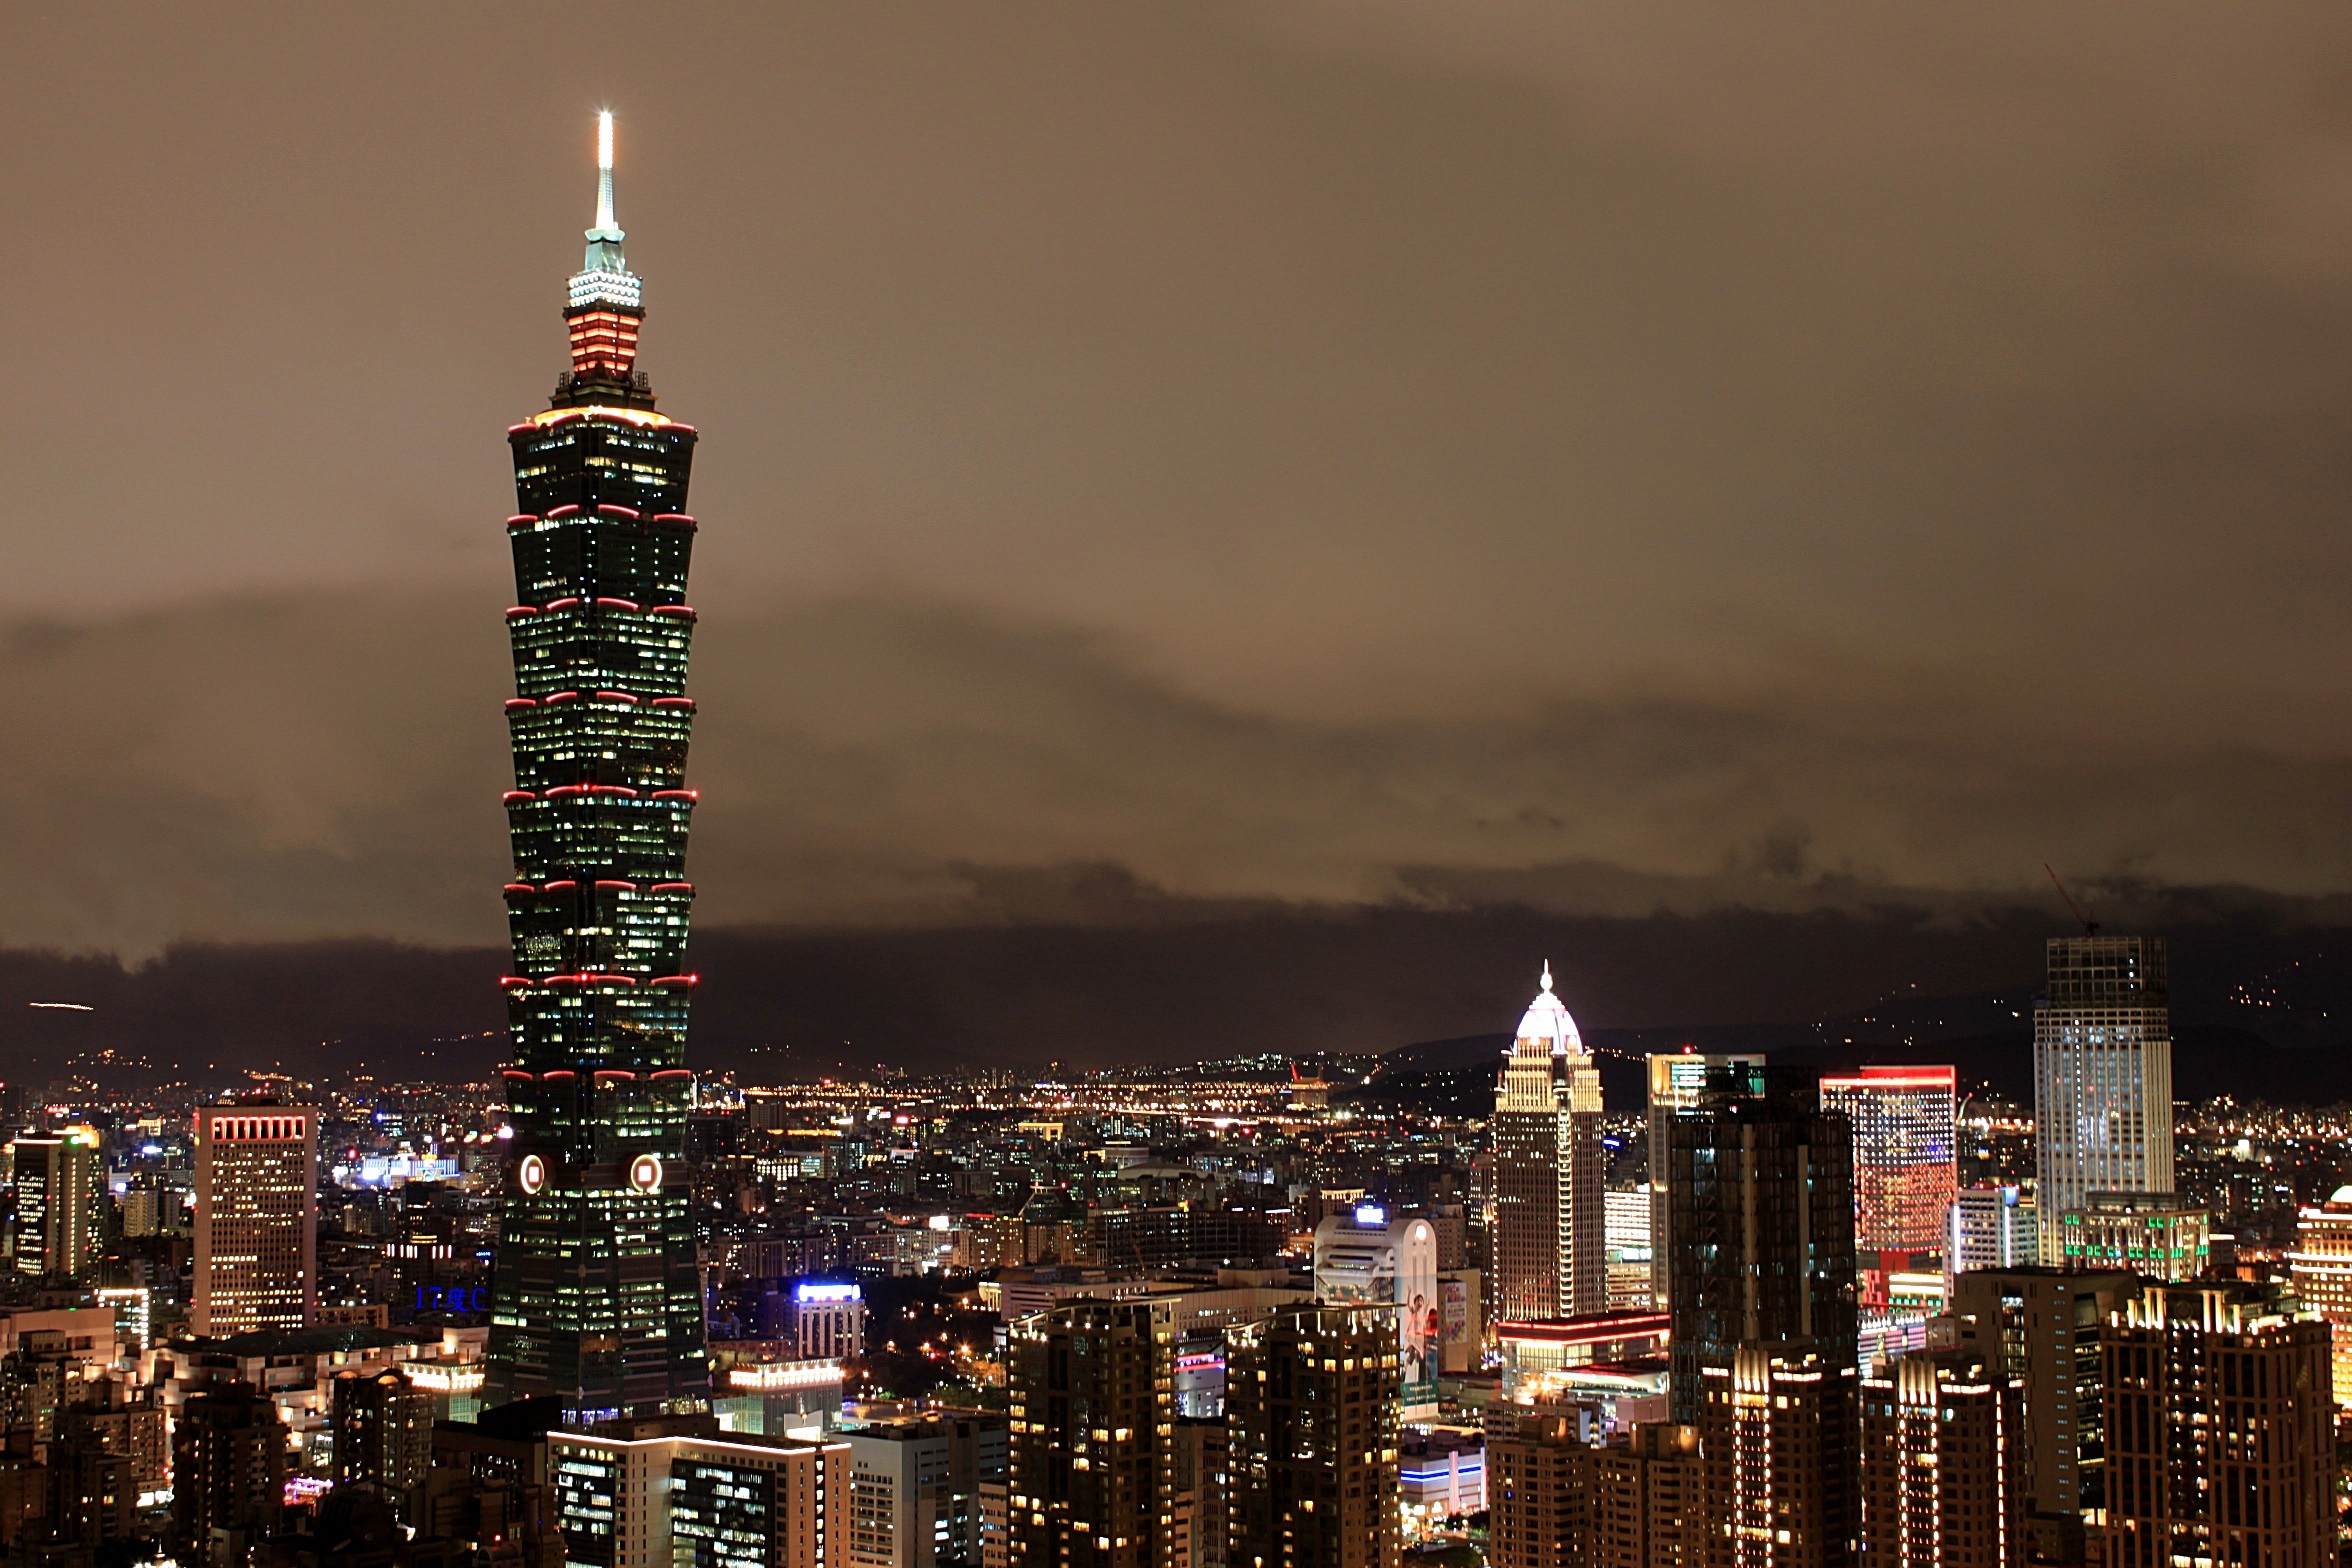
[2033,937,2174,1263]
[1313,1204,1440,1420]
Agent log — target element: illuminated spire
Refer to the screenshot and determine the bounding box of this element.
[590,111,621,243]
[567,110,643,377]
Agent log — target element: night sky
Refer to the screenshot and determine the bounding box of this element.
[6,5,2352,1065]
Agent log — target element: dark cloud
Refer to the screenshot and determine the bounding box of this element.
[1,3,2350,965]
[1,588,2349,960]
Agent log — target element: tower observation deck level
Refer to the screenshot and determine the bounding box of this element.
[485,114,710,1418]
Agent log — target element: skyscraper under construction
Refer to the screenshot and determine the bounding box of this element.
[485,115,710,1418]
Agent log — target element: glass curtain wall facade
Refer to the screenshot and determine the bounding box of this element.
[2033,938,2174,1263]
[1664,1070,1857,1424]
[486,116,710,1419]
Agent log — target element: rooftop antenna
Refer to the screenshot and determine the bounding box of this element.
[2043,863,2099,936]
[593,110,619,238]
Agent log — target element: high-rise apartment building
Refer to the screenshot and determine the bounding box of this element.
[1820,1066,1956,1294]
[1699,1344,1859,1568]
[2103,1282,2334,1568]
[548,1417,849,1568]
[1592,1423,1703,1568]
[1312,1205,1440,1418]
[1225,1304,1401,1568]
[1644,1051,1763,1314]
[486,114,711,1418]
[1945,1268,2137,1518]
[2033,937,2174,1263]
[1170,1416,1228,1568]
[2287,1184,2352,1407]
[1485,1405,1599,1568]
[1005,1301,1175,1568]
[1662,1070,1857,1423]
[331,1369,433,1514]
[1949,1186,2037,1277]
[8,1131,100,1281]
[192,1101,318,1336]
[44,1421,136,1556]
[172,1383,288,1562]
[1857,1348,2026,1568]
[1492,966,1605,1321]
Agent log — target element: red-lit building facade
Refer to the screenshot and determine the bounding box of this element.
[1821,1066,1957,1306]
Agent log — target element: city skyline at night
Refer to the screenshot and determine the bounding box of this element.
[4,11,2352,1567]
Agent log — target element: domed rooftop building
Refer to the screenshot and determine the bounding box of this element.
[1491,964,1607,1321]
[1513,962,1584,1057]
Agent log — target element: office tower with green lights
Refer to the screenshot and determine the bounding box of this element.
[485,114,710,1419]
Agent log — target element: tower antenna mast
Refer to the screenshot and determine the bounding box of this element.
[2043,864,2099,936]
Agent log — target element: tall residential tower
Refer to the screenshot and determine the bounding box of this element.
[485,115,710,1418]
[1491,965,1605,1321]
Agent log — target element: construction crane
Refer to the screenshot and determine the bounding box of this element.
[2043,863,2099,936]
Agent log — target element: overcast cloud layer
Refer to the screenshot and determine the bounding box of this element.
[4,3,2352,956]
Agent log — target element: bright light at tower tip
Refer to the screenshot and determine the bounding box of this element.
[598,111,614,171]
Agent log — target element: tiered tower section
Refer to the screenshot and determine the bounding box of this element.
[486,115,710,1419]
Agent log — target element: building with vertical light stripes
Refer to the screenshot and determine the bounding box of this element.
[2032,937,2174,1263]
[1857,1347,2026,1568]
[1491,966,1605,1323]
[485,114,710,1419]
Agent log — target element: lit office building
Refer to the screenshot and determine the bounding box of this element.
[841,1409,1006,1568]
[1005,1301,1175,1568]
[2103,1282,2333,1568]
[1226,1304,1402,1568]
[1492,965,1606,1321]
[781,1281,867,1362]
[2287,1185,2352,1407]
[549,1418,849,1568]
[486,113,712,1417]
[1820,1066,1956,1303]
[1857,1348,2025,1568]
[1312,1205,1440,1419]
[1644,1050,1763,1313]
[192,1101,318,1336]
[2033,937,2174,1263]
[2055,1191,2209,1281]
[8,1129,100,1281]
[1946,1268,2137,1518]
[1949,1185,2037,1276]
[1603,1188,1653,1311]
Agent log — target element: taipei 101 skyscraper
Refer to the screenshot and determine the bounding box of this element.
[485,115,710,1418]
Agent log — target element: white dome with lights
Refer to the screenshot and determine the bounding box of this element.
[1516,962,1583,1056]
